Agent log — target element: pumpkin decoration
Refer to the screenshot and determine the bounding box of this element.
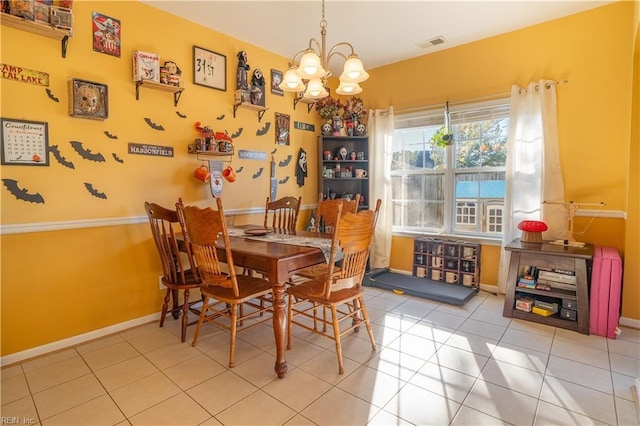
[518,220,548,243]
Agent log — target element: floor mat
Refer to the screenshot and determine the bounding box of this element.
[364,268,477,306]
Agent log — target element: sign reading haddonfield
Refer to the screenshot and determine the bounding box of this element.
[128,142,174,157]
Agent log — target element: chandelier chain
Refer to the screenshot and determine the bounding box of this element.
[320,0,327,29]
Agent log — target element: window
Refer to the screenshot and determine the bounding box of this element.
[392,99,509,238]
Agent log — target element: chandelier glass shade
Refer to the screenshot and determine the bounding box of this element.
[278,0,368,100]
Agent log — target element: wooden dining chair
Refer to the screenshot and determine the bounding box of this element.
[264,196,302,231]
[177,197,273,368]
[144,201,203,343]
[287,205,377,374]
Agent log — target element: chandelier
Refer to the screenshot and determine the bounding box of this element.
[278,0,369,100]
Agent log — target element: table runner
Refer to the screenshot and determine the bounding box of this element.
[227,227,341,263]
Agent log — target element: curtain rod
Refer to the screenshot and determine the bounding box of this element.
[394,80,569,114]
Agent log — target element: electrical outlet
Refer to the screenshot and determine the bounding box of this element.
[158,275,166,290]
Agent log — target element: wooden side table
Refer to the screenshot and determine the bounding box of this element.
[502,238,594,334]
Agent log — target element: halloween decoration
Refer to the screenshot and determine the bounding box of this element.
[84,183,107,199]
[45,89,59,102]
[1,118,49,166]
[250,68,265,106]
[229,128,243,138]
[70,141,105,162]
[256,122,271,136]
[144,117,164,131]
[236,50,250,90]
[69,78,108,120]
[279,155,292,167]
[49,145,74,169]
[103,131,117,139]
[2,179,45,203]
[112,153,124,163]
[296,147,307,187]
[252,168,264,179]
[275,113,290,145]
[176,111,187,118]
[92,12,121,57]
[193,46,226,91]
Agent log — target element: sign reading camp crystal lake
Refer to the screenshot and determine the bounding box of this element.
[128,143,174,157]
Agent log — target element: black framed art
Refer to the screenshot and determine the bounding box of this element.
[1,118,49,166]
[68,78,109,120]
[271,68,283,96]
[193,46,226,91]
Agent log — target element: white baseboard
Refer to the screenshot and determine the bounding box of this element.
[620,316,640,330]
[1,313,158,367]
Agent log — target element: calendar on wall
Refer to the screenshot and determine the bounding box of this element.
[1,118,49,166]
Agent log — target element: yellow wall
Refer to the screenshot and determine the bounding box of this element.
[0,0,322,356]
[361,1,638,319]
[1,1,638,358]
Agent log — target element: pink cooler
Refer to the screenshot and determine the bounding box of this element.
[589,246,622,338]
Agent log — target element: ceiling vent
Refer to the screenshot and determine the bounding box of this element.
[417,36,447,49]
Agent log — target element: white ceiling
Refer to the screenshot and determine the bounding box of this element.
[143,1,613,76]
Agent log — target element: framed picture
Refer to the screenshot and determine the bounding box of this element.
[92,12,121,57]
[271,68,283,96]
[68,78,109,120]
[1,118,49,166]
[193,46,226,91]
[275,112,290,145]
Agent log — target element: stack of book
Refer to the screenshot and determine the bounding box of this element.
[536,268,577,291]
[517,275,536,289]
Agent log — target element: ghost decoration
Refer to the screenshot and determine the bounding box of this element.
[296,147,307,187]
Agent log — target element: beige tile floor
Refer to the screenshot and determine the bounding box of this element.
[2,287,639,425]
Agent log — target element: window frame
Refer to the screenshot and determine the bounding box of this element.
[392,98,510,240]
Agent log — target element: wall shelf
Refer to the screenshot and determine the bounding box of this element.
[1,12,72,58]
[233,101,267,122]
[293,96,316,113]
[135,80,184,106]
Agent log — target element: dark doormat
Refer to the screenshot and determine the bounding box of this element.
[364,268,477,306]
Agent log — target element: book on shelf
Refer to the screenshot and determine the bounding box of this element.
[517,277,536,289]
[537,270,577,284]
[536,278,577,291]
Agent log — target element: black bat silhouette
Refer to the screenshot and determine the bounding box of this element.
[45,88,59,102]
[252,168,264,179]
[104,131,118,139]
[278,176,290,184]
[144,117,165,131]
[176,111,187,118]
[70,141,105,162]
[216,114,225,120]
[229,128,243,138]
[2,179,45,204]
[49,145,74,169]
[279,155,292,167]
[84,183,107,199]
[256,122,271,136]
[112,153,124,163]
[236,166,244,173]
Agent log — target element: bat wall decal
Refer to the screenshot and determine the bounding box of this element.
[278,176,290,184]
[176,111,187,118]
[2,179,45,204]
[256,122,271,136]
[45,88,59,102]
[104,131,118,139]
[229,128,243,138]
[144,117,165,131]
[235,166,244,173]
[252,168,264,179]
[84,183,107,199]
[216,114,225,120]
[49,145,74,169]
[271,148,278,154]
[70,141,105,162]
[278,155,292,167]
[112,153,124,163]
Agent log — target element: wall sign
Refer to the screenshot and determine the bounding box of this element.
[1,118,49,166]
[294,121,315,132]
[92,12,121,57]
[69,78,109,120]
[238,149,267,160]
[1,63,49,87]
[128,143,174,157]
[193,46,226,91]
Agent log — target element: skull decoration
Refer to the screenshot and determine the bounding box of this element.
[355,123,367,136]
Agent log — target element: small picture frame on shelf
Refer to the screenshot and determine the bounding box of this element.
[193,46,226,91]
[68,78,108,120]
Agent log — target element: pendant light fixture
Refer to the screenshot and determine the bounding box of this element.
[278,0,369,100]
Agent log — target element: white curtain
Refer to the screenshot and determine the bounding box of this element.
[498,80,566,293]
[367,107,394,269]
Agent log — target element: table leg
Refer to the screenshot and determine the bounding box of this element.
[272,281,288,378]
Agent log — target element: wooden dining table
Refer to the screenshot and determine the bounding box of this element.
[180,226,328,378]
